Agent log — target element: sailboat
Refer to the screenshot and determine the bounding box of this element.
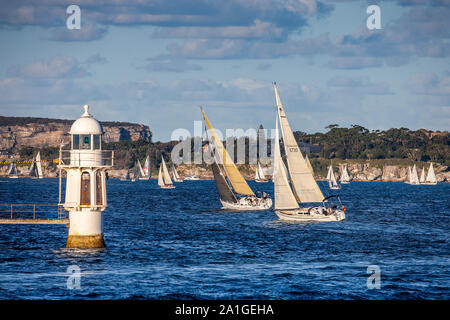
[254,161,268,182]
[422,162,437,185]
[139,156,151,180]
[120,169,130,181]
[326,164,341,190]
[408,164,420,185]
[419,167,426,184]
[340,164,350,184]
[272,83,345,222]
[131,161,140,182]
[158,156,175,189]
[171,165,183,182]
[29,151,43,179]
[8,160,19,179]
[201,107,272,210]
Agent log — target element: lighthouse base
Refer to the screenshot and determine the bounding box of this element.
[66,234,105,248]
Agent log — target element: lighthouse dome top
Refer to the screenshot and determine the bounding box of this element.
[69,105,103,134]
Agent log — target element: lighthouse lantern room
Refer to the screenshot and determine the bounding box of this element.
[59,105,114,248]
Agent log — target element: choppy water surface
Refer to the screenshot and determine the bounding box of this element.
[0,178,448,299]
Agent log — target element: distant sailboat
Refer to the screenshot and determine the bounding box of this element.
[131,161,140,182]
[408,164,420,185]
[184,175,200,180]
[422,162,437,185]
[139,156,151,180]
[120,169,130,181]
[419,167,426,184]
[8,160,19,179]
[327,164,341,190]
[158,156,175,189]
[340,164,350,184]
[254,161,268,182]
[201,107,272,210]
[272,83,345,222]
[29,151,43,179]
[171,165,183,182]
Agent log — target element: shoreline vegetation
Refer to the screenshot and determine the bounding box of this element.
[0,117,448,182]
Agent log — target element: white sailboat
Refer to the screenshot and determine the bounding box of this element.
[171,165,183,182]
[327,164,341,190]
[201,107,272,210]
[8,160,19,179]
[422,162,437,185]
[409,164,420,185]
[272,83,345,222]
[158,156,175,189]
[131,161,140,182]
[254,161,268,182]
[29,151,43,179]
[419,167,426,184]
[139,156,151,180]
[340,164,350,184]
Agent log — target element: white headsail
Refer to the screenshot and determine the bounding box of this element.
[273,117,299,210]
[157,166,164,187]
[274,83,324,203]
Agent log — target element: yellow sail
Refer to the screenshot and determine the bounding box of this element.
[201,108,254,196]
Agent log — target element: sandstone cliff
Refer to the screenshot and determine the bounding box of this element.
[0,116,151,151]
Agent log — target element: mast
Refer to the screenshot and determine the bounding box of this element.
[274,83,324,203]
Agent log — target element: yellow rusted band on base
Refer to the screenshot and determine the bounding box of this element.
[66,234,105,248]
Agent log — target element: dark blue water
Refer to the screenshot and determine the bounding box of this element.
[0,178,448,299]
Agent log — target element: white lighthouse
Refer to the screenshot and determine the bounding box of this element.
[59,105,113,248]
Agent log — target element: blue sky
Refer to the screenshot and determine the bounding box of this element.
[0,0,449,141]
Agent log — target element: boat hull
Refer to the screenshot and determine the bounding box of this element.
[255,179,268,183]
[160,185,175,189]
[421,182,437,185]
[275,207,345,222]
[220,198,272,211]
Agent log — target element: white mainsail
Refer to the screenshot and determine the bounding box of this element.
[274,83,324,203]
[419,167,426,183]
[143,156,151,178]
[273,117,299,210]
[407,166,412,183]
[173,166,181,180]
[8,161,18,177]
[255,161,266,180]
[157,166,164,187]
[35,152,43,178]
[410,164,420,185]
[425,163,437,184]
[340,165,350,183]
[137,160,145,177]
[161,157,173,185]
